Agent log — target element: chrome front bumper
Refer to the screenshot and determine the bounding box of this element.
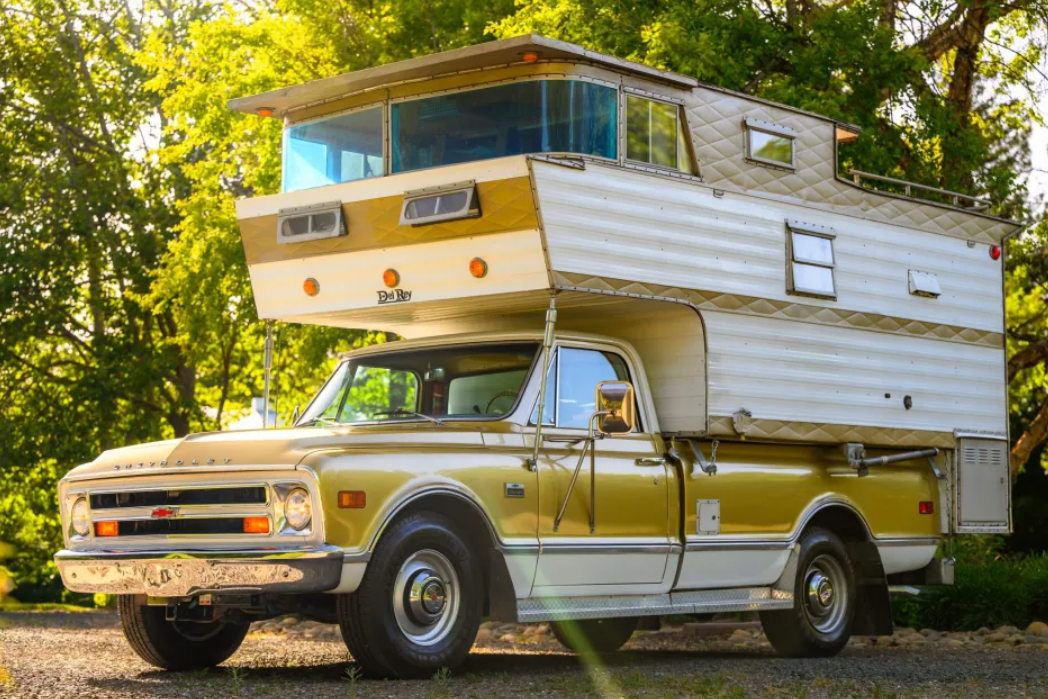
[55,546,344,597]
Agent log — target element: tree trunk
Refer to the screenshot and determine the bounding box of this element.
[1011,395,1048,481]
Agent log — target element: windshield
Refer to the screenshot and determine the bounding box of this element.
[298,342,540,426]
[392,80,617,173]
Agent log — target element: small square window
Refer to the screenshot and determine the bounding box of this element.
[625,94,690,171]
[745,118,796,169]
[786,222,836,299]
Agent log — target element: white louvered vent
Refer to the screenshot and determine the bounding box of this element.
[955,436,1009,533]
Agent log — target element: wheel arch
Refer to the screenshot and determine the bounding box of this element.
[796,500,893,637]
[368,487,518,620]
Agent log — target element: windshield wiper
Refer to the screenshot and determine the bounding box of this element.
[371,409,444,427]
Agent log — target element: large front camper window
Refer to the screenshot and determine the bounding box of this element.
[391,80,617,172]
[283,107,384,192]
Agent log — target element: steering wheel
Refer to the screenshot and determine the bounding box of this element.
[484,391,520,413]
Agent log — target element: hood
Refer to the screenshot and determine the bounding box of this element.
[64,422,504,481]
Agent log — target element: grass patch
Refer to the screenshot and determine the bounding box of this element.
[893,553,1048,631]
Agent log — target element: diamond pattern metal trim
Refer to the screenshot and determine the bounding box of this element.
[552,271,1004,349]
[241,176,538,265]
[708,416,954,448]
[685,87,1019,243]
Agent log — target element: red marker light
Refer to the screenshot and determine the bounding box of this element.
[989,245,1002,261]
[919,501,934,515]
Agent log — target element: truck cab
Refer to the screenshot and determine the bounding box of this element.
[55,35,1017,678]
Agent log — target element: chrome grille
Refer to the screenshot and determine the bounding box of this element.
[90,486,266,509]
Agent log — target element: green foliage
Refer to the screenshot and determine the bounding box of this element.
[892,554,1048,631]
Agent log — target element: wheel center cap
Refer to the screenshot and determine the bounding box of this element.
[807,572,834,611]
[421,580,446,614]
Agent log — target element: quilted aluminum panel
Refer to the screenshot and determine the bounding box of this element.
[708,416,954,448]
[685,86,1018,244]
[552,271,1004,349]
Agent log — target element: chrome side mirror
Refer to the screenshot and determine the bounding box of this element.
[595,381,635,435]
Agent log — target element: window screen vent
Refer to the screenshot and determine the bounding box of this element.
[400,181,480,227]
[276,201,346,244]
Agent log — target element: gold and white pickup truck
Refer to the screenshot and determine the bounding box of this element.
[56,36,1015,678]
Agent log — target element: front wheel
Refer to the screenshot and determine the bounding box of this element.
[337,512,483,678]
[759,527,856,657]
[552,617,638,655]
[117,595,249,670]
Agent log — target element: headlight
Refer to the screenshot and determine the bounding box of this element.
[71,498,90,537]
[283,488,312,531]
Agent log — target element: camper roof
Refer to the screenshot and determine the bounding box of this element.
[227,34,861,138]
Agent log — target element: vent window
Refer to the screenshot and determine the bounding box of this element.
[400,181,479,226]
[786,221,836,299]
[745,117,796,169]
[277,201,346,244]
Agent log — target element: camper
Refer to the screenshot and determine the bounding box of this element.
[55,35,1017,678]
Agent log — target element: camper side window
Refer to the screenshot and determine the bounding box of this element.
[786,224,836,299]
[625,94,691,172]
[745,118,796,169]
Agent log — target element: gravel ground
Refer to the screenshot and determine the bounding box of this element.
[2,611,1047,698]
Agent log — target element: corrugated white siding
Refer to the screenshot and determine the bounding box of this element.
[704,311,1006,433]
[533,161,1004,334]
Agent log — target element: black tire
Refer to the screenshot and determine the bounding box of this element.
[552,617,638,655]
[117,595,249,671]
[759,527,856,658]
[336,511,484,679]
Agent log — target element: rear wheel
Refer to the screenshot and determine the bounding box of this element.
[117,595,249,670]
[759,527,856,657]
[552,617,638,655]
[337,512,483,678]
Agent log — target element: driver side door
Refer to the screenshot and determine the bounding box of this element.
[531,344,672,595]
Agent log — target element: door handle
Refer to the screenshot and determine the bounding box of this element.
[635,457,666,466]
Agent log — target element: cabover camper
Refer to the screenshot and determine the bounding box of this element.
[55,35,1019,678]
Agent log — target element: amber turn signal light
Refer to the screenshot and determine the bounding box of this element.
[303,277,320,296]
[919,501,934,515]
[95,521,119,537]
[338,491,367,509]
[469,257,488,278]
[383,269,400,288]
[243,516,270,534]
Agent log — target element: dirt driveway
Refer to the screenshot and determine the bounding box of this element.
[2,611,1047,698]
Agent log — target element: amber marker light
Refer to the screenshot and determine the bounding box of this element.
[95,521,120,537]
[383,268,400,288]
[919,501,934,515]
[303,277,320,296]
[338,491,367,509]
[243,516,270,534]
[522,51,540,63]
[255,107,275,117]
[469,257,488,278]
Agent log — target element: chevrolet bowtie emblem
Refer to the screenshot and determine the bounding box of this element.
[151,506,179,519]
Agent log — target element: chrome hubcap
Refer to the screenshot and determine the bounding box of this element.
[802,554,847,637]
[393,550,459,646]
